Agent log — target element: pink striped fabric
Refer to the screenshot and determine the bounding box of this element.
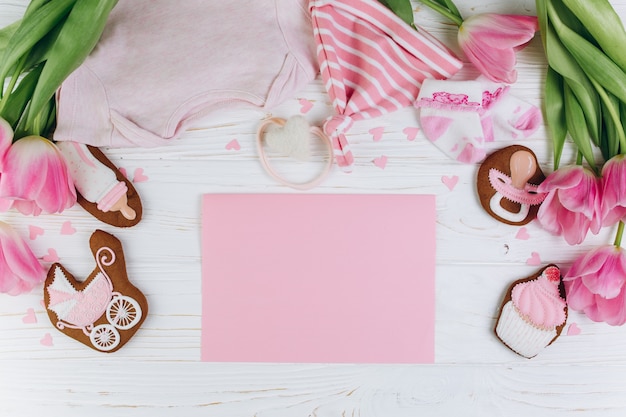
[310,0,463,171]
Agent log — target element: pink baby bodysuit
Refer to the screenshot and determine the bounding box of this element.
[54,0,318,148]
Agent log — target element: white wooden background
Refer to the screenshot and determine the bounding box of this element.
[2,0,626,415]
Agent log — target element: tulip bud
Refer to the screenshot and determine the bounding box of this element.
[0,221,46,295]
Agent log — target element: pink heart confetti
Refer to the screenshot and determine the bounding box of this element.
[441,175,459,191]
[60,221,76,235]
[402,127,420,141]
[225,139,241,151]
[369,127,385,142]
[22,308,37,324]
[298,98,313,114]
[515,227,530,240]
[373,155,388,170]
[40,333,53,347]
[567,323,581,336]
[133,167,149,183]
[42,248,59,263]
[119,167,128,179]
[526,252,541,266]
[29,225,44,240]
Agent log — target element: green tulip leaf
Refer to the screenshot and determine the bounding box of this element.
[543,17,601,145]
[561,0,626,73]
[599,89,620,160]
[564,82,596,169]
[377,0,414,27]
[27,0,118,128]
[544,67,567,169]
[0,63,43,129]
[0,0,76,90]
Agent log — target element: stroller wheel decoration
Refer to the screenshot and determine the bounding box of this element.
[90,324,121,352]
[44,230,148,353]
[107,296,142,330]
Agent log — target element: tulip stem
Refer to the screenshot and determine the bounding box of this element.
[419,0,464,26]
[576,152,583,165]
[588,77,626,152]
[615,221,625,247]
[0,54,27,118]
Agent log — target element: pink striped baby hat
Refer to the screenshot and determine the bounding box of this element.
[310,0,463,171]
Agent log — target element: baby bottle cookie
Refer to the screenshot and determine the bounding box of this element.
[58,142,142,227]
[495,265,567,358]
[44,230,148,352]
[477,145,547,225]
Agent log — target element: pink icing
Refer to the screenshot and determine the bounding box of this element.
[511,266,566,329]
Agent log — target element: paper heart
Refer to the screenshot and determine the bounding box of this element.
[119,167,128,179]
[265,116,311,160]
[526,251,541,266]
[133,167,149,183]
[441,175,459,191]
[515,227,530,240]
[40,333,53,347]
[369,127,385,142]
[403,127,420,141]
[373,155,388,169]
[225,139,241,151]
[42,248,59,263]
[298,98,313,114]
[29,225,44,240]
[60,221,76,235]
[567,323,581,336]
[22,308,37,324]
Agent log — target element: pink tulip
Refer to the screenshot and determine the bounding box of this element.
[0,221,46,295]
[458,14,538,84]
[564,245,626,326]
[601,154,626,227]
[0,119,17,213]
[0,117,13,159]
[0,136,76,215]
[536,165,602,245]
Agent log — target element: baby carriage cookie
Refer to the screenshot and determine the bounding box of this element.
[477,145,547,225]
[495,264,567,358]
[44,230,148,352]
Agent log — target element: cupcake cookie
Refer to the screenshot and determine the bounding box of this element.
[495,265,567,358]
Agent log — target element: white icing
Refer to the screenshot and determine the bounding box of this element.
[46,243,143,352]
[496,301,557,358]
[107,295,143,330]
[490,192,530,223]
[89,324,120,351]
[57,141,120,203]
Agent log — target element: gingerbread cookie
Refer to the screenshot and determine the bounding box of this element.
[495,264,567,358]
[44,230,148,353]
[58,142,142,227]
[477,145,547,225]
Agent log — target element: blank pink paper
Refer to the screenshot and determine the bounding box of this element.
[201,194,436,363]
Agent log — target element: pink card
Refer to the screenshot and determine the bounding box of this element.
[201,194,436,363]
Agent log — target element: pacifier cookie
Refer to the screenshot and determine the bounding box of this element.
[495,264,567,358]
[44,230,148,353]
[477,145,547,225]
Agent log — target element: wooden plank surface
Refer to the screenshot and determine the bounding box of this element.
[2,0,626,415]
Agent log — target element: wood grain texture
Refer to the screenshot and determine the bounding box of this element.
[1,0,626,415]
